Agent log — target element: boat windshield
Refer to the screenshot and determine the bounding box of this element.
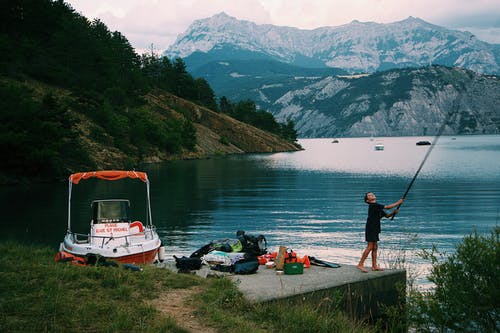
[92,200,130,223]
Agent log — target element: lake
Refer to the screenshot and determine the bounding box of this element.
[2,135,499,286]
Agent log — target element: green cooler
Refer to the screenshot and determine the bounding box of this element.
[283,262,304,275]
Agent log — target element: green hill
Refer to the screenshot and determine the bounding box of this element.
[0,0,300,183]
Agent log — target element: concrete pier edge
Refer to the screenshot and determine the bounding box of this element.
[158,260,406,322]
[229,264,406,322]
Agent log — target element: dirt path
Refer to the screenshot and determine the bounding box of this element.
[152,286,218,333]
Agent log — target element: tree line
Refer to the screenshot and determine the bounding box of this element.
[140,53,297,142]
[0,0,296,181]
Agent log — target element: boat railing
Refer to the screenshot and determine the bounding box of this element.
[67,225,157,248]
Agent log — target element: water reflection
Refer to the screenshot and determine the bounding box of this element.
[1,181,67,245]
[258,136,500,180]
[146,158,289,246]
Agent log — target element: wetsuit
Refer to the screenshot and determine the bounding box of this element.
[365,203,387,242]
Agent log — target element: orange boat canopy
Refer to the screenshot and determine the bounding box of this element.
[69,171,148,184]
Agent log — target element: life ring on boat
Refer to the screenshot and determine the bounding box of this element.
[130,221,144,234]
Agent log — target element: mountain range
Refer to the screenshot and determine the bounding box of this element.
[165,13,500,137]
[166,12,500,75]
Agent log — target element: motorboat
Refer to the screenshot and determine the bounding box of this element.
[416,140,431,146]
[57,170,164,264]
[374,141,384,151]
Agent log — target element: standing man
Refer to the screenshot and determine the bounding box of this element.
[357,192,403,272]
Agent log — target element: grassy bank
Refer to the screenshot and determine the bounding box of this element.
[0,242,200,332]
[0,242,373,333]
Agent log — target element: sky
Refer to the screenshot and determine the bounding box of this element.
[65,0,500,54]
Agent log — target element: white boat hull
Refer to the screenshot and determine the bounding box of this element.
[60,229,161,264]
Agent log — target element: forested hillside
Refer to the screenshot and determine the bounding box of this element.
[0,0,299,183]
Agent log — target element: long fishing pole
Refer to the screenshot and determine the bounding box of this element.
[391,109,455,220]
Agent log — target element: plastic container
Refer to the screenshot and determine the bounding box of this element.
[283,262,304,275]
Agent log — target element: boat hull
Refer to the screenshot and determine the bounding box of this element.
[103,247,159,264]
[59,246,160,264]
[60,233,162,264]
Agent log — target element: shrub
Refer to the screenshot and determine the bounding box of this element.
[408,226,500,332]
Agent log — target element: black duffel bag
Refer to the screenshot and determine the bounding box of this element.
[173,255,202,271]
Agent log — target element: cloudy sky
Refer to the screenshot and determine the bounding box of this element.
[65,0,500,53]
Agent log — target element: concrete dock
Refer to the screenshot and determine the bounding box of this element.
[229,264,403,301]
[229,264,406,321]
[160,260,406,322]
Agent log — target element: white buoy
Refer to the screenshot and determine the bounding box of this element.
[158,246,166,262]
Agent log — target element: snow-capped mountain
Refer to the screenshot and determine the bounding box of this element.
[165,13,500,138]
[166,12,500,75]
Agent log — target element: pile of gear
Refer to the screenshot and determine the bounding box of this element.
[173,230,340,275]
[174,230,266,274]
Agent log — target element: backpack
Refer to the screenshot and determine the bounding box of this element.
[212,239,243,253]
[233,257,259,274]
[236,230,267,256]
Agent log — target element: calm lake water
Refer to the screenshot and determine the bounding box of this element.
[2,135,499,285]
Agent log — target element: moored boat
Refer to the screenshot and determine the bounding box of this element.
[57,170,164,265]
[374,140,384,151]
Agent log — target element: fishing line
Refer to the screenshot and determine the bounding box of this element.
[392,104,458,220]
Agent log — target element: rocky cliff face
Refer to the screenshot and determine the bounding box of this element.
[272,66,500,137]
